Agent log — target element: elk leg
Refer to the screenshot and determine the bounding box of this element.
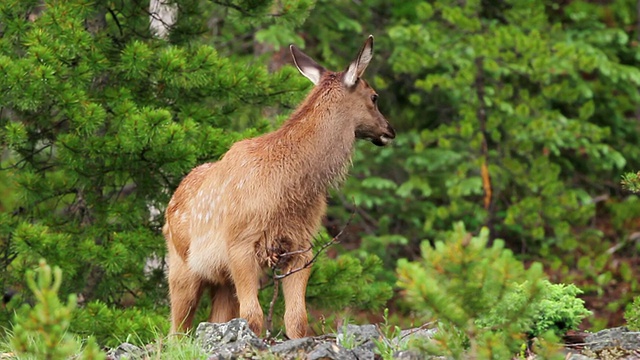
[228,244,263,335]
[282,252,312,339]
[208,282,239,323]
[168,251,205,334]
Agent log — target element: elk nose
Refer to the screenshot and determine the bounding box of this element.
[374,126,396,146]
[386,125,396,139]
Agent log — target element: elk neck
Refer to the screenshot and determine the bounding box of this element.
[256,79,356,194]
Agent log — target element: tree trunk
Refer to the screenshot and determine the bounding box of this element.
[149,0,178,39]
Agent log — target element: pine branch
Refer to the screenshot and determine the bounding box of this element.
[107,7,124,37]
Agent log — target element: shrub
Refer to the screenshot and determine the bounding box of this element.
[71,301,169,348]
[478,281,591,338]
[622,172,640,193]
[8,260,104,360]
[397,222,587,359]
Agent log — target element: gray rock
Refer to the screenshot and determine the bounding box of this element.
[337,324,380,349]
[393,349,428,360]
[206,341,264,360]
[307,342,357,360]
[105,342,147,360]
[196,319,266,357]
[584,326,640,352]
[393,327,437,348]
[270,337,317,359]
[350,346,375,360]
[564,353,597,360]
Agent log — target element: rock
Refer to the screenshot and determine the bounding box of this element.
[564,353,597,360]
[350,346,375,360]
[337,324,380,350]
[270,337,318,359]
[576,327,640,360]
[584,327,640,352]
[393,349,429,360]
[196,318,266,358]
[393,327,437,348]
[206,341,264,360]
[105,342,147,360]
[307,342,357,360]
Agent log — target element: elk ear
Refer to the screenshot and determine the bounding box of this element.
[343,35,374,88]
[290,45,326,85]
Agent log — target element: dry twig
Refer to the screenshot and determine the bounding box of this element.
[264,211,356,335]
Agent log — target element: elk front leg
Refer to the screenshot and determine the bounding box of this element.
[282,252,312,339]
[228,243,263,335]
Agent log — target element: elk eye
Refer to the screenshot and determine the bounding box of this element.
[371,94,378,103]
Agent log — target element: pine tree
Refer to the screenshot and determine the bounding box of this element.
[397,223,588,359]
[0,0,389,342]
[10,259,104,360]
[0,0,303,306]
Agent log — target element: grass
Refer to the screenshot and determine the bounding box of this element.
[0,329,213,360]
[141,335,209,360]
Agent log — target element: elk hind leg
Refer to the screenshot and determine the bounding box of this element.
[208,283,239,323]
[168,254,205,334]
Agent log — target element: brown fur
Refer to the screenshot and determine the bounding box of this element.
[163,37,395,338]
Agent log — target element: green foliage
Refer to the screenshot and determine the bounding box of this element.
[329,0,637,256]
[301,0,640,326]
[9,259,104,360]
[0,0,328,338]
[397,223,566,359]
[373,308,405,360]
[621,171,640,193]
[479,281,591,338]
[71,301,169,348]
[624,296,640,331]
[2,0,640,346]
[306,251,393,311]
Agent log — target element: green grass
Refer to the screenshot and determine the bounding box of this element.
[0,329,214,360]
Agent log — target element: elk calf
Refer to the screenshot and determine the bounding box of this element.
[163,35,395,339]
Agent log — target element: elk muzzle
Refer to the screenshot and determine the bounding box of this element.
[371,122,396,147]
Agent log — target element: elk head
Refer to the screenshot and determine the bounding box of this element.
[290,35,396,146]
